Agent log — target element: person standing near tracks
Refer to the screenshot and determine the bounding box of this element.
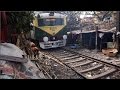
[72,33,78,44]
[30,42,40,59]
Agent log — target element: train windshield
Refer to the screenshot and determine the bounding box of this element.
[38,18,64,26]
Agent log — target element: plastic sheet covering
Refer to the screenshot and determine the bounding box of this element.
[0,43,24,58]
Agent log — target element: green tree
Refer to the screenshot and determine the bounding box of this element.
[93,11,114,21]
[7,11,34,34]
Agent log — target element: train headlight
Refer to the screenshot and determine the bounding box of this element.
[63,35,67,40]
[43,37,48,42]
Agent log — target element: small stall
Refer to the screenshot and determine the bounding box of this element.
[68,27,116,50]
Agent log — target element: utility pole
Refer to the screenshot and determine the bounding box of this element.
[95,25,98,52]
[0,11,2,43]
[116,11,120,53]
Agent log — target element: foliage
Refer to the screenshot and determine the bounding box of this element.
[35,11,116,31]
[92,11,114,21]
[6,11,35,34]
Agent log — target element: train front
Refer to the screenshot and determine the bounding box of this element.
[33,12,68,49]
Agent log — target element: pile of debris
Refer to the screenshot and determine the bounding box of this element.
[0,43,46,79]
[37,55,83,79]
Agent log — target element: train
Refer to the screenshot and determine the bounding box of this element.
[30,12,68,49]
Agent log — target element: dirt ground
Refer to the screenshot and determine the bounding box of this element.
[35,56,84,79]
[34,47,120,79]
[64,46,120,66]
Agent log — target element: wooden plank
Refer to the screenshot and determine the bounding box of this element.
[54,53,75,57]
[61,55,80,61]
[58,54,77,58]
[56,52,72,56]
[0,55,28,63]
[65,57,86,64]
[77,64,103,73]
[88,68,116,79]
[70,61,93,68]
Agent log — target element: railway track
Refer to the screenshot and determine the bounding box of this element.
[41,48,120,79]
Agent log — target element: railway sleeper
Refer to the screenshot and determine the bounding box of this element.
[51,50,68,53]
[61,55,80,61]
[56,54,77,58]
[53,50,76,54]
[52,52,73,56]
[87,68,116,79]
[77,64,103,73]
[68,60,91,67]
[70,61,93,68]
[64,57,86,64]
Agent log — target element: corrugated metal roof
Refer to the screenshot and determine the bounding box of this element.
[70,27,116,34]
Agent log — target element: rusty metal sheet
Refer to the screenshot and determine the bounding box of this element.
[0,55,28,63]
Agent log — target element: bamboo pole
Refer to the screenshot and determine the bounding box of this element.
[95,25,98,52]
[116,11,120,52]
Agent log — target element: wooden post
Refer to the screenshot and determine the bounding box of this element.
[89,33,92,50]
[99,33,104,51]
[95,25,98,51]
[100,37,102,51]
[0,11,1,43]
[116,11,120,52]
[16,35,20,47]
[80,28,83,47]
